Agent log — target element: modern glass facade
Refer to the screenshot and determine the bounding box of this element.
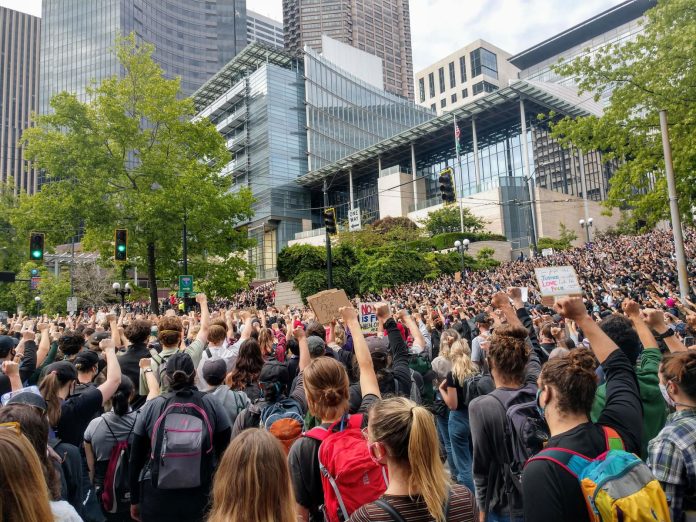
[40,0,247,116]
[304,49,434,171]
[0,7,40,194]
[470,47,498,79]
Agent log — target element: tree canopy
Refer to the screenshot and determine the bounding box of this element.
[549,0,696,227]
[16,35,254,311]
[419,205,486,236]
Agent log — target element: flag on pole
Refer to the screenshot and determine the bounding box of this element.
[454,117,461,157]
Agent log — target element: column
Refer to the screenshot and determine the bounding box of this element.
[411,143,418,207]
[348,169,355,210]
[578,148,592,242]
[54,258,59,278]
[519,98,538,249]
[472,117,481,190]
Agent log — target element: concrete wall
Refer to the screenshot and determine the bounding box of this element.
[533,187,621,244]
[378,170,426,219]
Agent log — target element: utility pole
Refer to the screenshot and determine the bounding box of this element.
[182,207,189,312]
[659,110,690,299]
[323,179,333,289]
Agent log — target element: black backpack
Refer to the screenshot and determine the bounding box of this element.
[100,415,136,514]
[462,373,495,407]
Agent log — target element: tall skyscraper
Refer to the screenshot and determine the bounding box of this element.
[247,10,284,48]
[39,0,247,116]
[0,7,41,193]
[283,0,415,100]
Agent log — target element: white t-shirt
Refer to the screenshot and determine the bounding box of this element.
[196,344,238,392]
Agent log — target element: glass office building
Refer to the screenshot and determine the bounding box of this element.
[40,0,247,116]
[305,48,434,172]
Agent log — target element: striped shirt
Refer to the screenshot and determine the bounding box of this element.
[349,484,477,522]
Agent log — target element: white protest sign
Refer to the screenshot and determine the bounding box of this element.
[534,266,582,297]
[541,248,554,257]
[359,303,379,334]
[348,207,362,232]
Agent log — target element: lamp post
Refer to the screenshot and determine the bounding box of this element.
[113,282,132,308]
[579,217,593,245]
[454,238,470,275]
[34,295,41,315]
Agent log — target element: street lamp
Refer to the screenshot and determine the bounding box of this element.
[579,217,593,244]
[34,295,41,315]
[113,282,132,307]
[454,239,470,275]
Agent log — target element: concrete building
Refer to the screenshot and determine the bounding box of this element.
[295,80,619,256]
[39,0,247,116]
[415,39,519,116]
[0,6,40,193]
[283,0,415,100]
[508,0,656,106]
[247,10,284,49]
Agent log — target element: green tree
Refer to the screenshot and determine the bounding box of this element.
[17,35,254,313]
[420,205,486,236]
[549,0,696,226]
[0,182,24,311]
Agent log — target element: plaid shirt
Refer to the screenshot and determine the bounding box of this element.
[648,409,696,520]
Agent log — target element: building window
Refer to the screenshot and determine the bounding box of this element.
[428,72,435,98]
[440,98,446,108]
[472,80,498,95]
[451,93,457,103]
[431,103,436,111]
[470,47,498,79]
[459,56,467,83]
[448,61,456,88]
[438,67,445,93]
[462,88,468,98]
[418,78,425,102]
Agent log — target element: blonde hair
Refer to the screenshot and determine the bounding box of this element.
[208,429,296,522]
[333,323,346,347]
[438,329,461,360]
[0,430,54,522]
[304,357,349,422]
[449,340,476,387]
[369,397,449,522]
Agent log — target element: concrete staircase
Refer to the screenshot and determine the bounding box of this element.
[274,281,303,308]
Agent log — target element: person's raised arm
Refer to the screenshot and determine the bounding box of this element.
[622,299,660,351]
[492,291,524,330]
[555,297,618,364]
[294,326,311,372]
[195,293,210,344]
[238,310,253,342]
[341,306,380,398]
[97,338,122,403]
[139,358,160,401]
[401,310,426,353]
[36,322,51,367]
[2,361,22,392]
[645,308,687,353]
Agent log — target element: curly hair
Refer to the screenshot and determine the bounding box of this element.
[539,349,598,416]
[226,339,264,390]
[599,314,641,366]
[58,332,85,357]
[488,325,530,383]
[124,320,151,345]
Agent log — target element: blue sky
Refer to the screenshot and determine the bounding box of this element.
[0,0,623,70]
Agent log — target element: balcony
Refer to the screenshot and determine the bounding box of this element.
[215,106,247,132]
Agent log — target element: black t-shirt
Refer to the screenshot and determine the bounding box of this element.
[288,394,379,521]
[56,385,104,447]
[522,350,642,522]
[446,371,467,411]
[117,343,150,391]
[0,374,11,396]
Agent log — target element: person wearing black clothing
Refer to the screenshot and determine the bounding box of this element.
[522,297,643,522]
[117,320,151,407]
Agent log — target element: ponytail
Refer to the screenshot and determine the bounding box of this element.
[369,397,449,522]
[112,375,134,416]
[39,372,64,428]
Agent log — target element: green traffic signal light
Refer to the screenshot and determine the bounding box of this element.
[31,250,42,259]
[117,245,126,252]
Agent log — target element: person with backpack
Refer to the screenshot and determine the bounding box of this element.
[439,340,479,491]
[195,319,235,392]
[208,428,297,522]
[349,396,478,521]
[289,305,381,522]
[128,352,231,522]
[522,296,654,522]
[117,320,151,407]
[202,358,250,425]
[84,376,139,521]
[469,293,541,522]
[648,350,696,521]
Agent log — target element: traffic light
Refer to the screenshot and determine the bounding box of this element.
[114,229,127,261]
[29,233,44,261]
[323,208,337,235]
[439,168,456,203]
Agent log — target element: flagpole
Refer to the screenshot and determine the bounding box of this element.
[453,113,465,234]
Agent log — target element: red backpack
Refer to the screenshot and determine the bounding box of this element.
[305,414,388,522]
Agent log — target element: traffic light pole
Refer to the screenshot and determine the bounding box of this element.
[182,208,189,312]
[323,179,333,290]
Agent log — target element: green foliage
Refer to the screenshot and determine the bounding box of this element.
[371,216,418,232]
[420,205,486,236]
[537,222,580,252]
[16,34,254,312]
[549,0,696,226]
[277,244,326,282]
[355,247,429,294]
[429,231,507,251]
[558,223,578,244]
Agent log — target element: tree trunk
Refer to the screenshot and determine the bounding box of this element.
[147,242,159,314]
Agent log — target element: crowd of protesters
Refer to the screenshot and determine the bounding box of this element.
[0,229,694,521]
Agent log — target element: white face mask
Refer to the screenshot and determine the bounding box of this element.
[659,383,676,408]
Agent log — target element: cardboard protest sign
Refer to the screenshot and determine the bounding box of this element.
[454,272,462,282]
[534,266,582,306]
[307,289,352,325]
[359,303,379,334]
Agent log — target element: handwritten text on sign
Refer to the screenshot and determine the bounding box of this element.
[359,303,379,334]
[534,266,582,297]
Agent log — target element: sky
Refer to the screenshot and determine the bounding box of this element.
[1,0,623,71]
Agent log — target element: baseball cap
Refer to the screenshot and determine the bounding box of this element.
[366,335,389,354]
[474,313,489,324]
[74,350,104,372]
[88,331,110,347]
[43,360,78,381]
[0,336,16,356]
[202,358,227,385]
[307,336,326,358]
[165,352,195,377]
[259,361,290,390]
[5,388,48,412]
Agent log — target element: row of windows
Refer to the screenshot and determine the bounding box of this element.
[418,54,470,103]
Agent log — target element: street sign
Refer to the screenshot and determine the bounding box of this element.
[348,207,362,232]
[67,297,78,313]
[179,275,194,294]
[30,277,41,290]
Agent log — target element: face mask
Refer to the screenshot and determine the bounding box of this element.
[536,388,546,419]
[659,383,676,408]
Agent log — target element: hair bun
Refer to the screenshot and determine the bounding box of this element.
[322,388,343,407]
[567,348,597,372]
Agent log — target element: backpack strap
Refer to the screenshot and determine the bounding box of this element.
[602,426,624,452]
[149,349,163,365]
[526,447,592,478]
[304,426,330,442]
[205,346,212,359]
[374,499,406,522]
